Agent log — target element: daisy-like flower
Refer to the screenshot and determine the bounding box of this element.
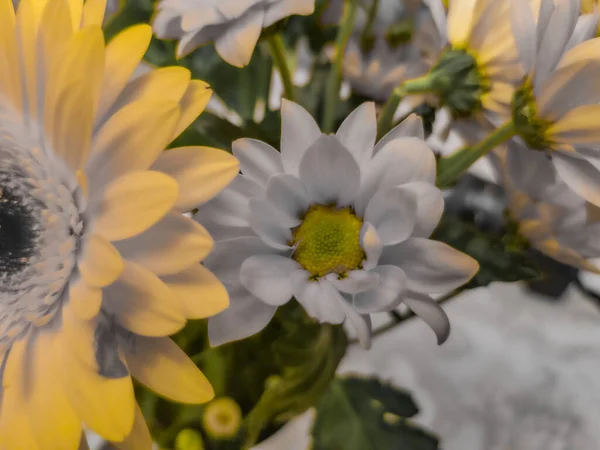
[152,0,316,67]
[197,101,479,348]
[506,168,600,273]
[415,0,524,139]
[0,0,238,448]
[506,0,600,208]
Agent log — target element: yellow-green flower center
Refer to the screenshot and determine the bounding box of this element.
[512,82,553,151]
[292,205,365,278]
[201,397,242,440]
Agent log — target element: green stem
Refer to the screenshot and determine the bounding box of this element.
[376,74,438,139]
[436,120,517,188]
[322,0,359,133]
[361,0,379,50]
[266,34,295,101]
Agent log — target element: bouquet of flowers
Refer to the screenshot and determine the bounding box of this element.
[1,0,599,449]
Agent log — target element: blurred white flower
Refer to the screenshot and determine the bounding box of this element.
[197,101,478,348]
[153,0,316,67]
[506,0,600,208]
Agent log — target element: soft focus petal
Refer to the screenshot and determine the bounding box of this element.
[553,152,600,207]
[290,272,346,324]
[338,298,372,349]
[364,186,417,245]
[265,174,310,224]
[78,234,124,288]
[233,138,284,187]
[69,279,102,321]
[335,102,376,167]
[360,222,383,270]
[398,182,445,238]
[214,9,264,67]
[327,270,379,295]
[374,114,425,154]
[248,198,294,249]
[112,404,152,450]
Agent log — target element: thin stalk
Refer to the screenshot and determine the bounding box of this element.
[361,0,379,50]
[436,121,517,188]
[376,74,437,139]
[267,33,295,101]
[322,0,359,133]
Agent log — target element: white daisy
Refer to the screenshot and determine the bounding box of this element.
[197,101,479,348]
[505,161,600,273]
[153,0,316,67]
[506,0,600,207]
[0,1,239,448]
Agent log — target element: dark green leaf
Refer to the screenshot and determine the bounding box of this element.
[312,377,439,450]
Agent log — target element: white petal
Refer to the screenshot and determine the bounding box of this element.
[327,270,379,294]
[208,287,277,346]
[263,0,315,27]
[203,237,276,285]
[403,292,451,345]
[509,0,536,73]
[265,174,310,224]
[114,212,212,276]
[280,99,322,175]
[338,298,372,349]
[565,12,599,52]
[553,152,600,207]
[373,114,425,154]
[240,254,300,305]
[233,138,284,188]
[397,182,444,238]
[290,272,346,324]
[214,9,264,67]
[364,186,417,245]
[356,137,436,216]
[335,102,376,167]
[506,141,557,196]
[360,222,383,270]
[380,238,479,294]
[248,198,293,250]
[298,135,361,207]
[353,265,407,314]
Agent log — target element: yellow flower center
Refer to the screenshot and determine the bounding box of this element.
[292,205,365,278]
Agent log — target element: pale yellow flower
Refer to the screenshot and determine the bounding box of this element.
[0,0,238,448]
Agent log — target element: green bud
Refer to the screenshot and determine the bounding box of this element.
[511,82,552,150]
[174,429,205,450]
[202,397,243,441]
[385,19,415,48]
[429,49,490,118]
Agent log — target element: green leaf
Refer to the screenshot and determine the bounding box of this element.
[312,377,439,450]
[431,213,542,289]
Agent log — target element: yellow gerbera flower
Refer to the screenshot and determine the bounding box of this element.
[0,0,239,449]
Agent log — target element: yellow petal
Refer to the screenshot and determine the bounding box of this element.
[173,79,212,139]
[69,279,103,320]
[79,234,124,287]
[112,404,153,450]
[115,212,213,276]
[15,0,41,121]
[151,146,239,211]
[44,26,105,145]
[163,264,229,319]
[92,171,179,242]
[60,304,136,442]
[104,261,186,336]
[549,104,600,144]
[88,100,180,191]
[0,338,40,450]
[97,24,152,121]
[82,0,107,27]
[0,0,21,112]
[26,328,82,450]
[447,0,477,46]
[51,80,94,171]
[66,0,83,30]
[124,336,214,404]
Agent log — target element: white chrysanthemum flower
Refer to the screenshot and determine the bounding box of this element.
[197,101,479,348]
[418,0,524,139]
[0,1,239,448]
[153,0,316,67]
[506,0,600,208]
[506,162,600,272]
